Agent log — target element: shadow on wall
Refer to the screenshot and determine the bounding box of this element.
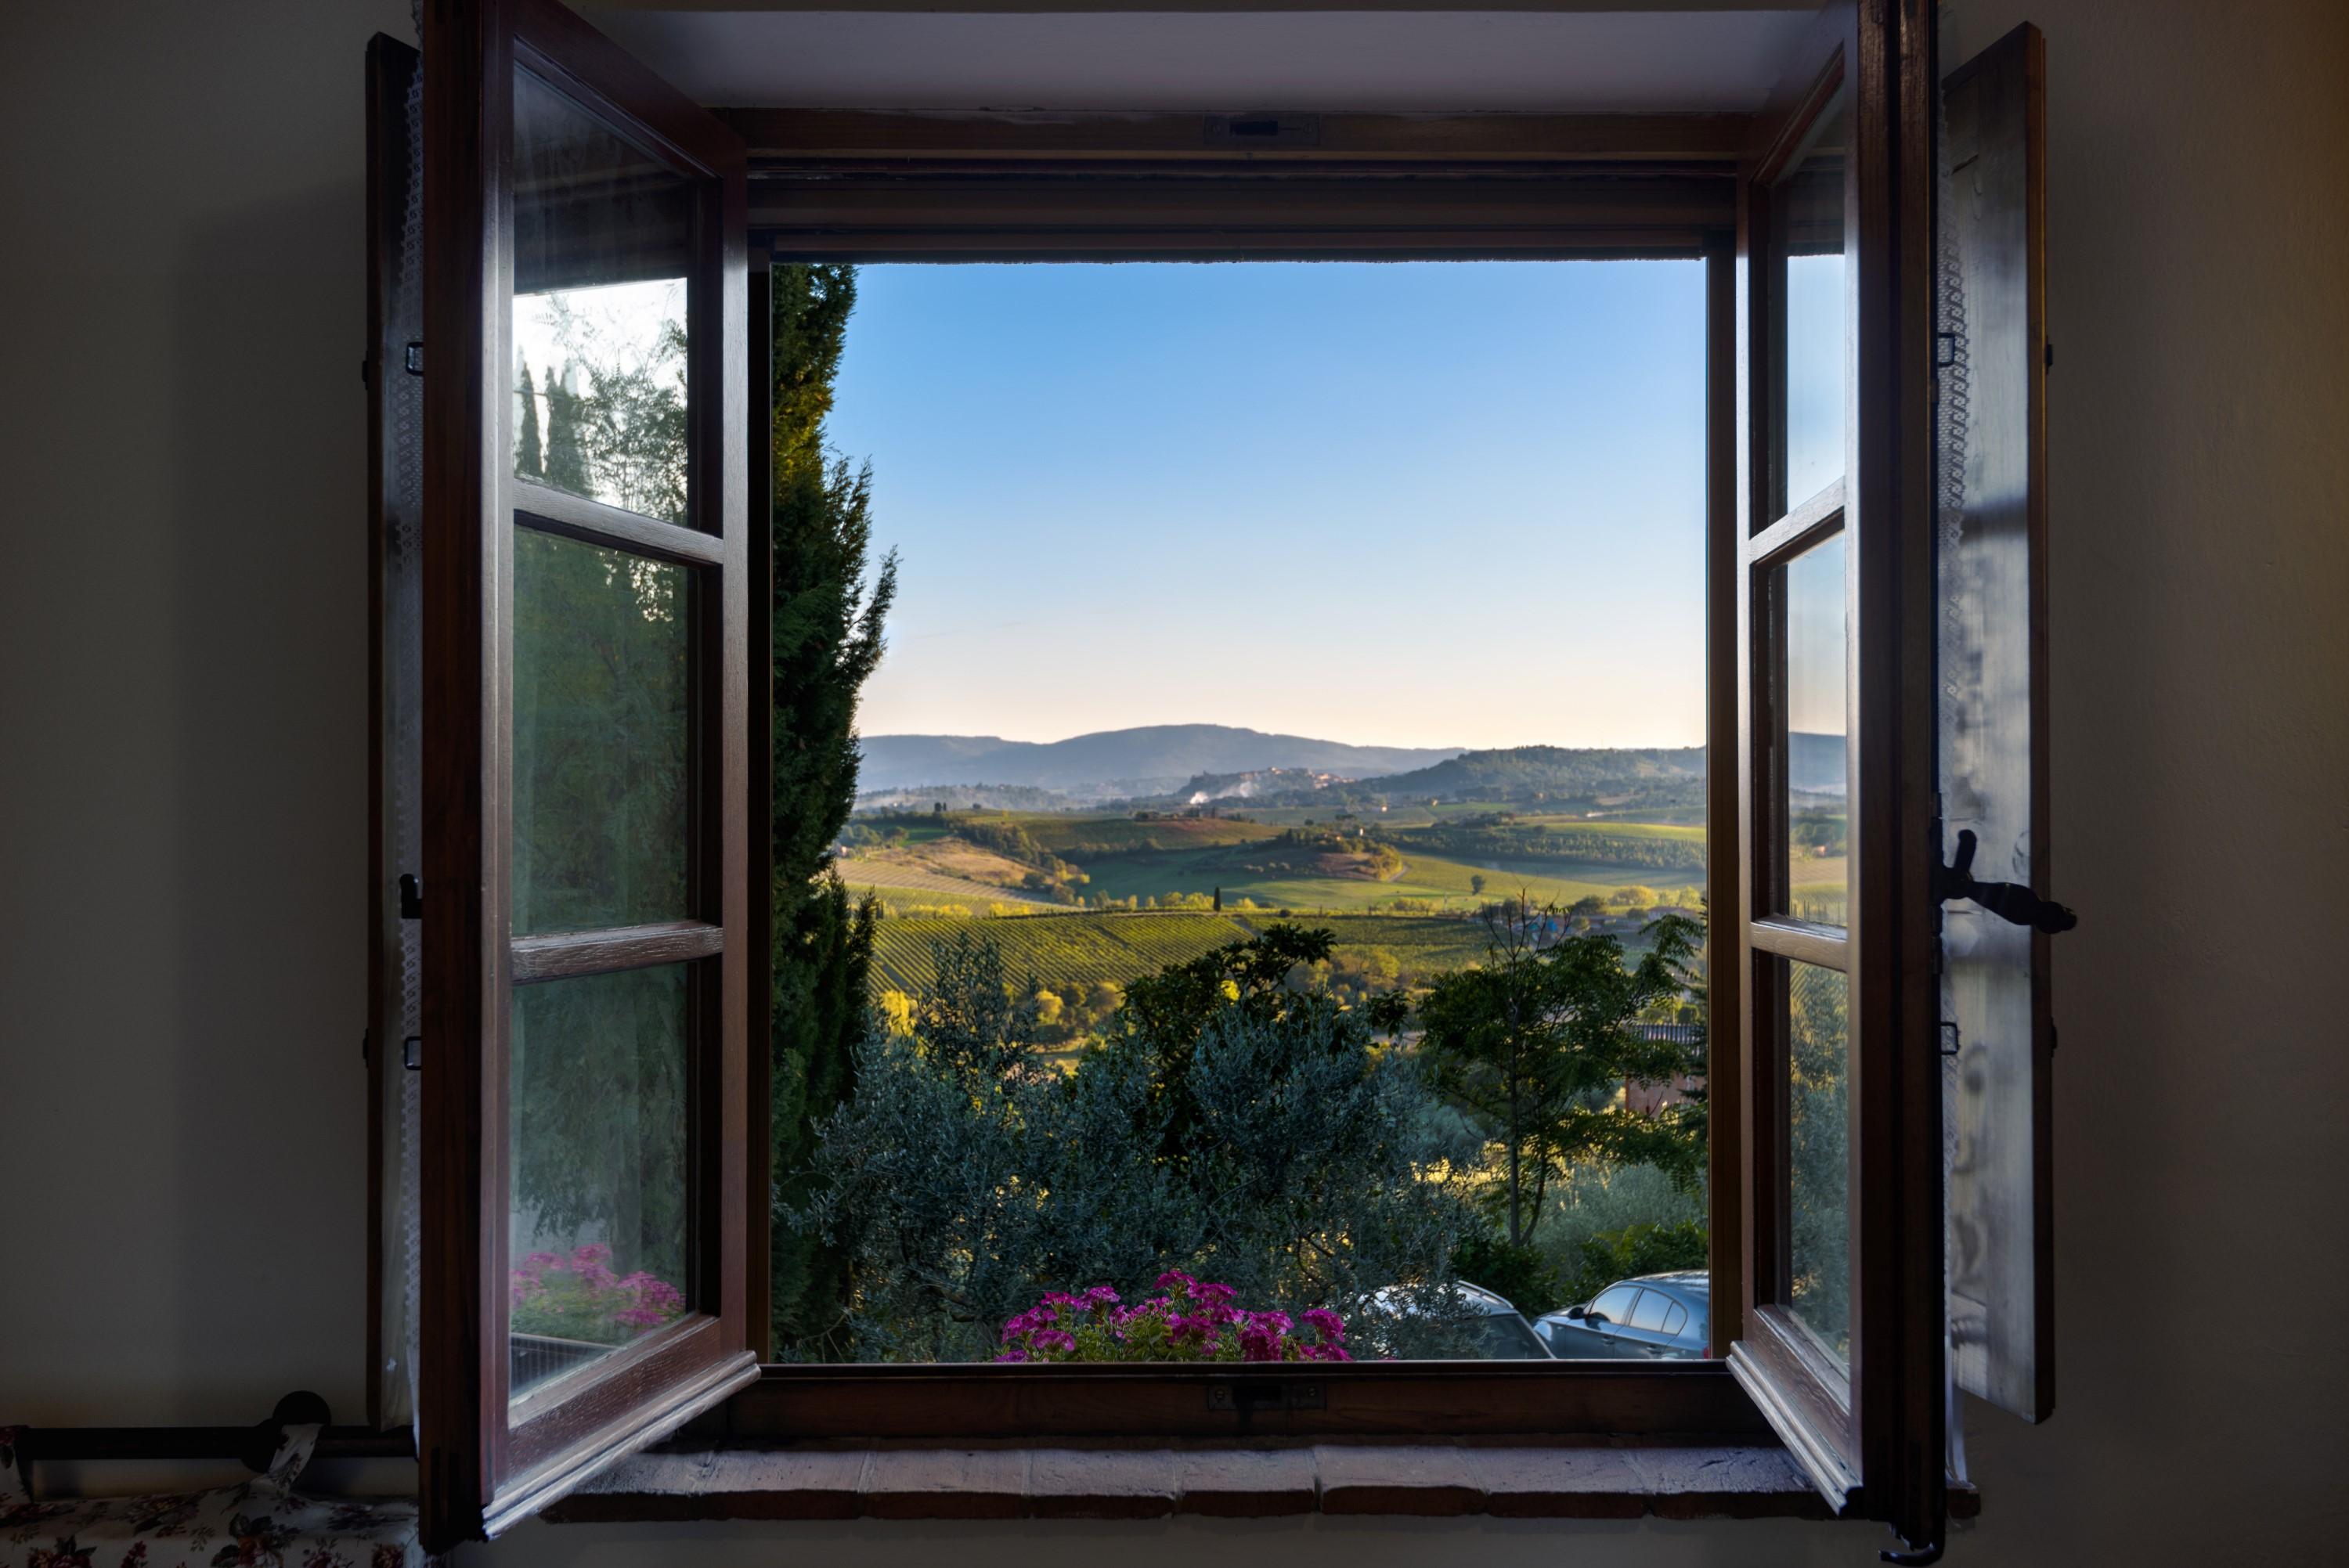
[164,184,373,1422]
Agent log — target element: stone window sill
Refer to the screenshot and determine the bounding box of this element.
[543,1440,1952,1524]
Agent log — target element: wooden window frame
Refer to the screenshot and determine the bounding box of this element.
[413,0,758,1547]
[716,107,1764,1446]
[376,6,1984,1552]
[1723,3,1950,1554]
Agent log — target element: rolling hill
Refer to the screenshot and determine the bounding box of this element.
[856,724,1460,798]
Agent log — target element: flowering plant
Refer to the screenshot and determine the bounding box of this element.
[509,1244,685,1343]
[996,1271,1351,1363]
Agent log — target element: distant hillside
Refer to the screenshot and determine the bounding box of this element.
[857,725,1460,797]
[1326,744,1708,807]
[1788,731,1846,795]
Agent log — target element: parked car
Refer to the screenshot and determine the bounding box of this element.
[1535,1270,1709,1361]
[1367,1280,1554,1359]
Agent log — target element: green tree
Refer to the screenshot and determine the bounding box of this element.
[1416,908,1706,1249]
[796,931,1479,1361]
[516,361,543,479]
[542,369,588,496]
[1470,874,1487,899]
[766,263,899,1357]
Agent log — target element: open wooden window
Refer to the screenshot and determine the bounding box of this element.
[402,0,756,1548]
[368,2,2054,1556]
[1727,6,2054,1556]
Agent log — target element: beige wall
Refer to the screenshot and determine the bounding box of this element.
[2,2,2343,1561]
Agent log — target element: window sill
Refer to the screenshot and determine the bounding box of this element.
[542,1440,1918,1524]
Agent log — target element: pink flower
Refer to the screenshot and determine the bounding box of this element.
[1155,1269,1197,1293]
[1302,1308,1346,1345]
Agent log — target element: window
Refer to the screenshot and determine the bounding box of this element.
[371,2,2056,1556]
[1590,1285,1642,1325]
[759,258,1709,1370]
[1630,1291,1676,1335]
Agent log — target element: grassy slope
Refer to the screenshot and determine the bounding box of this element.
[1077,845,1682,912]
[868,908,1505,996]
[840,856,1055,912]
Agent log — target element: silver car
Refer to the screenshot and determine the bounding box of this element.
[1535,1270,1709,1360]
[1367,1280,1553,1359]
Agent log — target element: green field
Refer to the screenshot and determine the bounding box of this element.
[870,910,1255,994]
[850,804,1708,1006]
[1076,845,1677,913]
[868,908,1506,997]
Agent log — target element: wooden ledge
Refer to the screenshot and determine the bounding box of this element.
[543,1442,1860,1524]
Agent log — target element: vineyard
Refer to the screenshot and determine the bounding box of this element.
[866,908,1509,997]
[1016,813,1281,857]
[841,857,1054,911]
[869,910,1254,994]
[1393,818,1708,873]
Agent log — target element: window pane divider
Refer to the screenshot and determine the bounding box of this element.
[514,478,723,567]
[1748,917,1848,971]
[1747,478,1845,566]
[511,918,725,982]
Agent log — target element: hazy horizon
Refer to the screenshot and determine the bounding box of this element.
[827,261,1711,752]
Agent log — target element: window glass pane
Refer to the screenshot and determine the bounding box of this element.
[1781,531,1848,924]
[1661,1300,1687,1336]
[1784,959,1850,1364]
[513,529,689,934]
[1777,89,1848,515]
[511,67,691,525]
[1629,1290,1672,1332]
[1591,1285,1641,1323]
[510,963,692,1404]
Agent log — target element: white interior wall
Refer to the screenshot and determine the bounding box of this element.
[2,2,2343,1563]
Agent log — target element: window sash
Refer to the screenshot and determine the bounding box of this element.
[416,0,754,1550]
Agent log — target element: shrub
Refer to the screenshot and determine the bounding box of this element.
[1449,1229,1563,1317]
[1554,1220,1709,1309]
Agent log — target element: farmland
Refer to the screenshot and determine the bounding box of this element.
[840,802,1710,1014]
[867,907,1506,997]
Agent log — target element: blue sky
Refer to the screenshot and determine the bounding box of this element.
[826,261,1708,752]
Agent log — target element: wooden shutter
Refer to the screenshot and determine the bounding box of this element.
[1939,21,2056,1427]
[415,0,755,1548]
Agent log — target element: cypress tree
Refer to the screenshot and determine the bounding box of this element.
[542,365,589,496]
[767,263,897,1357]
[516,360,544,479]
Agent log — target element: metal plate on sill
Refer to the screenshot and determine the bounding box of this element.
[1207,1379,1326,1412]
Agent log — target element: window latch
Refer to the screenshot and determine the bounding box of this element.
[1936,828,2076,934]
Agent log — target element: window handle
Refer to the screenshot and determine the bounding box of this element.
[1936,829,2076,935]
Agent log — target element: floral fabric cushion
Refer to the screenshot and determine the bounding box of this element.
[0,1426,422,1568]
